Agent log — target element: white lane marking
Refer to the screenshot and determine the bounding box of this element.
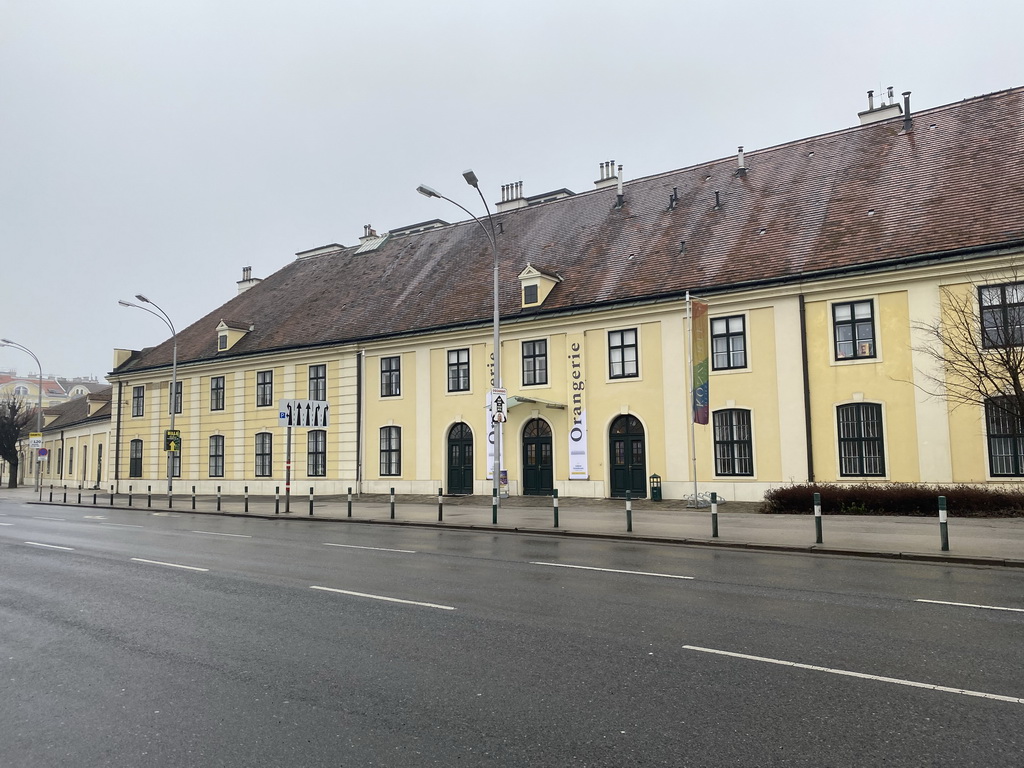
[24,541,74,551]
[99,522,144,528]
[310,586,454,611]
[531,562,694,580]
[683,645,1024,705]
[916,599,1024,613]
[130,558,208,572]
[191,530,252,538]
[33,516,66,521]
[0,522,13,526]
[323,543,416,554]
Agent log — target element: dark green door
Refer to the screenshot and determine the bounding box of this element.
[610,415,646,498]
[447,422,474,495]
[522,419,554,496]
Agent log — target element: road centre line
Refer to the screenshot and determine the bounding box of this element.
[916,598,1024,613]
[24,541,75,551]
[0,522,13,526]
[683,645,1024,705]
[323,543,416,553]
[191,530,252,538]
[131,558,209,572]
[33,516,66,521]
[531,562,695,580]
[310,586,454,611]
[99,522,144,528]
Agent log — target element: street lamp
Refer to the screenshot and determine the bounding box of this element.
[119,295,178,502]
[417,171,503,521]
[0,338,43,493]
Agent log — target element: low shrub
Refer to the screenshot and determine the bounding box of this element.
[760,483,1024,517]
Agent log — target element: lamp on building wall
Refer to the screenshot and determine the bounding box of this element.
[0,338,43,493]
[417,171,503,520]
[118,295,178,502]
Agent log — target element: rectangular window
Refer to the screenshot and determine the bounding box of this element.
[68,447,74,478]
[523,284,539,304]
[308,364,327,401]
[711,315,747,370]
[980,283,1024,348]
[209,435,225,477]
[171,452,181,478]
[218,334,228,350]
[308,430,326,477]
[985,397,1024,476]
[837,403,886,476]
[713,409,754,476]
[129,439,143,478]
[833,300,876,360]
[132,386,145,417]
[380,426,401,476]
[381,356,401,397]
[447,349,470,392]
[210,376,225,411]
[608,329,638,378]
[168,381,183,414]
[522,340,548,386]
[256,371,273,407]
[255,432,273,476]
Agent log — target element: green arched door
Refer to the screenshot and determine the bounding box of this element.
[609,415,646,498]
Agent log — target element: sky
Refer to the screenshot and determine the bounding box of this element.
[1,0,1020,381]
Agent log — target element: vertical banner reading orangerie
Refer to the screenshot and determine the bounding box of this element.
[567,332,588,479]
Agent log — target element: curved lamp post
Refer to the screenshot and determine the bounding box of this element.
[119,295,178,501]
[417,171,503,520]
[0,338,43,493]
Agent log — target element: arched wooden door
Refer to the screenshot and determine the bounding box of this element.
[609,415,647,498]
[522,419,553,496]
[447,423,474,495]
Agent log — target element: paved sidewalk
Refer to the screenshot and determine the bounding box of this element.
[5,485,1024,568]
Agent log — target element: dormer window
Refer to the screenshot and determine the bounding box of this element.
[216,319,253,352]
[523,285,539,305]
[218,334,228,350]
[517,263,562,309]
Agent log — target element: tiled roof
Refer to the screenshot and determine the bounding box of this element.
[114,87,1024,374]
[41,387,112,431]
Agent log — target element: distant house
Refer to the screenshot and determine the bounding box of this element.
[39,387,112,489]
[108,86,1024,501]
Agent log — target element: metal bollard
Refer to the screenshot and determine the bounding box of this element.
[216,486,221,512]
[813,492,823,544]
[275,486,280,515]
[626,490,633,532]
[77,488,82,504]
[553,489,559,528]
[109,485,114,506]
[192,486,196,511]
[147,486,152,508]
[347,487,352,518]
[128,485,133,507]
[438,487,443,522]
[939,495,949,552]
[49,484,53,502]
[390,487,395,519]
[308,487,314,516]
[93,492,97,505]
[244,486,249,514]
[168,488,173,509]
[63,485,67,504]
[492,487,498,525]
[711,491,719,538]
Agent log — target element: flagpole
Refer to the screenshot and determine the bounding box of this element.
[686,291,699,507]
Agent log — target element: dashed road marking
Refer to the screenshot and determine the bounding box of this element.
[130,558,208,572]
[531,562,694,580]
[323,543,416,553]
[24,541,74,551]
[916,599,1024,613]
[310,586,454,610]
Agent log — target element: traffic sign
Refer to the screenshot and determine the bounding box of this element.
[29,432,42,449]
[38,448,48,458]
[278,399,330,428]
[165,429,181,452]
[490,388,508,423]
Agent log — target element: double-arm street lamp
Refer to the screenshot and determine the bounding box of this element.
[417,171,503,520]
[0,338,43,493]
[119,295,178,501]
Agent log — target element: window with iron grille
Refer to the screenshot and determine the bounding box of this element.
[522,340,548,386]
[985,397,1024,476]
[210,376,225,411]
[979,283,1024,348]
[713,409,753,476]
[209,435,224,477]
[381,356,401,397]
[308,429,327,477]
[608,329,638,378]
[380,426,401,476]
[132,386,145,417]
[309,364,327,401]
[447,349,470,392]
[256,371,273,407]
[711,315,747,370]
[833,300,876,360]
[129,439,143,478]
[836,403,885,476]
[255,432,273,476]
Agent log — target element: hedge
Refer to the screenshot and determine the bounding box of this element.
[760,483,1024,517]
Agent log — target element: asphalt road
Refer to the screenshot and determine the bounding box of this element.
[1,497,1022,767]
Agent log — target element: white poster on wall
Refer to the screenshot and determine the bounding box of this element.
[567,336,589,479]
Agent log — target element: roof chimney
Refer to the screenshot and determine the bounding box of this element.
[237,266,262,294]
[858,86,903,125]
[594,160,619,190]
[615,164,624,207]
[736,146,746,176]
[359,225,379,243]
[902,91,912,132]
[495,181,528,212]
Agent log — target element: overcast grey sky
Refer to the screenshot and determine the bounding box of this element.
[1,0,1020,380]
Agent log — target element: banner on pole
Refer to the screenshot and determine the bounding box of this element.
[691,299,710,425]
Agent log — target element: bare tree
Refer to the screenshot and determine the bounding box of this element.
[915,281,1024,420]
[0,397,36,488]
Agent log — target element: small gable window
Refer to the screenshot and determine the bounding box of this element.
[523,284,539,305]
[218,334,228,350]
